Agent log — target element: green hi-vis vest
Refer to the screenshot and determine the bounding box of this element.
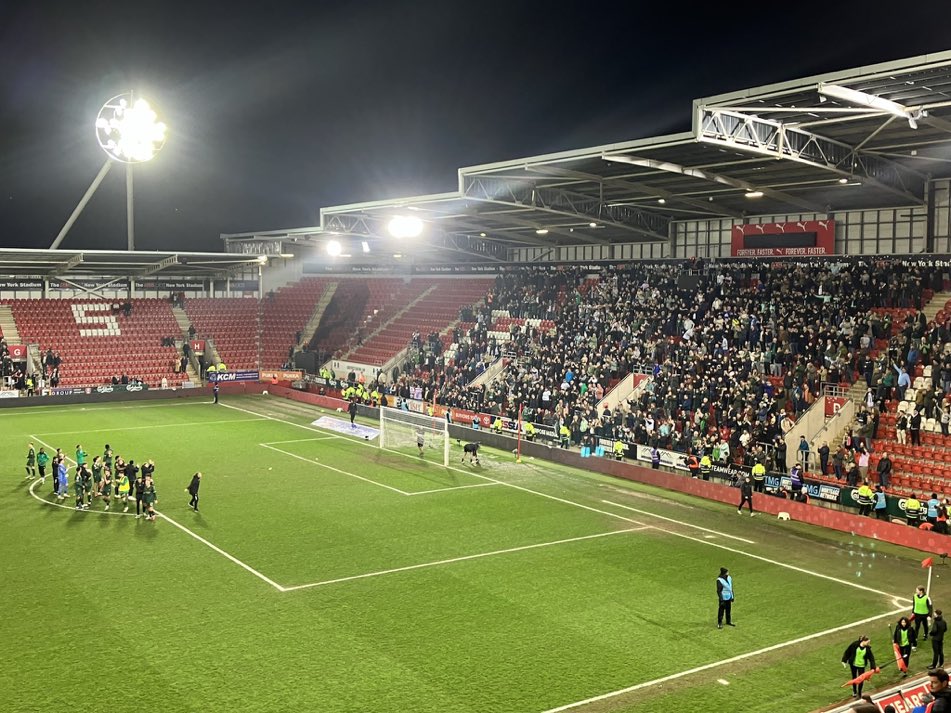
[853,645,867,667]
[914,594,930,615]
[900,628,910,647]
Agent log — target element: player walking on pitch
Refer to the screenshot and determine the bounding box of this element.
[462,442,481,465]
[25,443,36,479]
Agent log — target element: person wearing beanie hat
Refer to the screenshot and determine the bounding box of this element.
[716,567,735,629]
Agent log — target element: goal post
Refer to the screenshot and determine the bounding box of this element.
[379,406,450,466]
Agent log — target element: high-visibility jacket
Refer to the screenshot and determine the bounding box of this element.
[751,463,766,482]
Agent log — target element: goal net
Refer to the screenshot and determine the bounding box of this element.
[379,407,450,466]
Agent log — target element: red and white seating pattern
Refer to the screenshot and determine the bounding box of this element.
[8,299,180,387]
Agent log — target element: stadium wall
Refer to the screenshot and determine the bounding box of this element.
[508,178,951,261]
[445,427,951,555]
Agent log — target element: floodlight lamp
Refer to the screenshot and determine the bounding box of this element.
[588,222,598,228]
[838,177,849,184]
[258,255,268,264]
[535,228,549,235]
[657,198,666,204]
[387,215,424,238]
[361,241,370,253]
[745,191,764,199]
[96,92,167,163]
[326,240,342,257]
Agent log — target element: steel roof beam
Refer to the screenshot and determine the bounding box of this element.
[461,175,669,242]
[696,108,925,205]
[138,254,180,277]
[48,252,84,277]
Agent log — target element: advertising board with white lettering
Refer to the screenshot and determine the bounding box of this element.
[209,370,260,383]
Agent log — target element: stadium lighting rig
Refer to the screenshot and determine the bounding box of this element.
[818,83,924,129]
[387,215,424,239]
[51,91,167,251]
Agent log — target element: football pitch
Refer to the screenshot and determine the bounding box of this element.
[0,395,940,712]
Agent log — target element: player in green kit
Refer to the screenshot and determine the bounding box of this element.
[100,468,113,510]
[142,475,158,522]
[79,465,92,510]
[103,445,113,473]
[37,448,50,486]
[25,443,36,479]
[91,456,103,500]
[75,444,87,468]
[73,469,86,510]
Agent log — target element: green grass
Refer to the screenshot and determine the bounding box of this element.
[1,395,943,713]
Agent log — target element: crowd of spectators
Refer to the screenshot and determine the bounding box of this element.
[382,257,944,468]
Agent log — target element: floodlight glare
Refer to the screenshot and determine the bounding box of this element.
[326,240,342,257]
[387,215,424,239]
[96,93,167,163]
[361,241,371,253]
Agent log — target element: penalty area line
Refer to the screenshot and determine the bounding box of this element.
[537,605,907,713]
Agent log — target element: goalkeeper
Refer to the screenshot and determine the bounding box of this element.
[462,442,481,465]
[416,428,425,456]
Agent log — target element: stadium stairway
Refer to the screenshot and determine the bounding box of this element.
[170,306,202,381]
[0,304,20,342]
[299,282,338,347]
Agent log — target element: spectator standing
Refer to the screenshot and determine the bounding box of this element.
[798,435,810,470]
[874,485,888,520]
[933,611,948,669]
[896,412,909,445]
[911,410,923,446]
[858,447,870,482]
[877,452,893,489]
[927,668,951,712]
[818,441,830,475]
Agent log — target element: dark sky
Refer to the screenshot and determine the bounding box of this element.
[3,2,951,252]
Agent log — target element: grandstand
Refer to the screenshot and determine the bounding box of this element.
[10,50,951,713]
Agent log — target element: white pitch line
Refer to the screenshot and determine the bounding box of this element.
[283,527,648,592]
[224,402,648,528]
[260,443,413,495]
[538,605,908,713]
[601,500,756,544]
[27,475,135,517]
[262,437,339,445]
[406,483,501,495]
[33,417,266,437]
[0,399,208,417]
[156,512,285,592]
[615,513,905,602]
[29,433,280,590]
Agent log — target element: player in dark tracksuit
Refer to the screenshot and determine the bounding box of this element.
[737,476,754,515]
[933,610,948,668]
[187,472,202,511]
[348,399,358,426]
[462,442,481,465]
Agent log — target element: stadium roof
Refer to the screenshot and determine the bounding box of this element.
[223,49,951,262]
[0,249,266,280]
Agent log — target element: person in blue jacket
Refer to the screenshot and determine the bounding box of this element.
[716,566,735,629]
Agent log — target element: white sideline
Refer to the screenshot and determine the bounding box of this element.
[0,400,207,417]
[29,433,283,592]
[33,417,266,437]
[602,500,755,544]
[538,605,907,713]
[262,437,339,445]
[407,483,499,495]
[223,402,647,527]
[282,527,648,592]
[601,500,904,601]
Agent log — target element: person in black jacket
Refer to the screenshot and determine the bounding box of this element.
[348,398,358,427]
[187,472,202,511]
[928,668,951,712]
[841,635,877,698]
[737,476,754,516]
[933,610,949,669]
[894,616,918,676]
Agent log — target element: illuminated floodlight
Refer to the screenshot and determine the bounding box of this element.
[95,93,167,163]
[745,191,764,199]
[326,240,342,257]
[387,215,424,238]
[535,228,549,235]
[361,241,370,253]
[818,83,922,129]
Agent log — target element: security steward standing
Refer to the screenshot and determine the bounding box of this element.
[612,440,624,461]
[687,452,700,478]
[699,453,712,481]
[716,566,735,629]
[751,460,766,493]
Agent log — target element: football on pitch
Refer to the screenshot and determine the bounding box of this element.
[262,390,268,395]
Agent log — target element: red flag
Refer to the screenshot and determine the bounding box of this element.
[893,643,908,672]
[842,668,878,687]
[923,557,934,568]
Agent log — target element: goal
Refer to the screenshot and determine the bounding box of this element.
[379,406,450,466]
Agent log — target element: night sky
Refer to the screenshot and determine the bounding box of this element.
[3,2,951,253]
